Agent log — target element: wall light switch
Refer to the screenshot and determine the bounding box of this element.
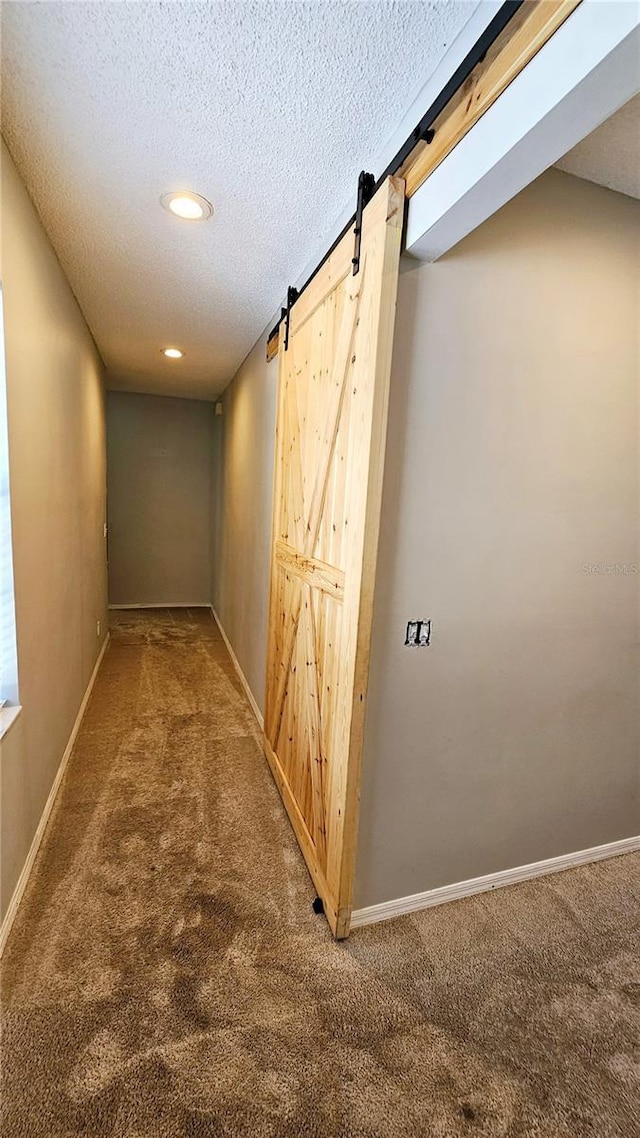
[96,620,101,638]
[405,619,431,647]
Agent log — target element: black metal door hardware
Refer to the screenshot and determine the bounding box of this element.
[352,171,376,276]
[283,285,299,352]
[268,1,525,351]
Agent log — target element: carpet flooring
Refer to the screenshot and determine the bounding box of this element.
[1,608,638,1137]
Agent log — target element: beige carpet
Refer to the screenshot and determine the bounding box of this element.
[1,608,638,1137]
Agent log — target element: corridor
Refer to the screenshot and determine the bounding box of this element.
[1,610,638,1137]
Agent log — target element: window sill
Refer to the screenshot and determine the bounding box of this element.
[0,704,22,740]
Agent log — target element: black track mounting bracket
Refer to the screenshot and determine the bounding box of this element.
[352,171,376,277]
[283,285,299,351]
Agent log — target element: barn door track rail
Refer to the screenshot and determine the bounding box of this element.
[267,0,581,361]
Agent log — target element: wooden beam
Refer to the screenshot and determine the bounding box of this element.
[400,0,582,198]
[265,0,581,361]
[266,328,279,363]
[406,0,639,262]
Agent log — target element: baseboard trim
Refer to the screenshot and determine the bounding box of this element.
[350,835,640,929]
[0,634,111,956]
[210,606,264,730]
[108,602,210,610]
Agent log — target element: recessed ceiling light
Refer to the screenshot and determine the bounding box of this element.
[160,190,213,221]
[162,347,184,359]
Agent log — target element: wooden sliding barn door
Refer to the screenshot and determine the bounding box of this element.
[264,176,404,937]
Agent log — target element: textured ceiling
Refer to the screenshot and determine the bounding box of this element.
[1,0,475,400]
[555,93,640,201]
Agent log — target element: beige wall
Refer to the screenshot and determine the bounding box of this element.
[355,170,640,908]
[106,391,214,607]
[0,141,108,923]
[211,330,277,714]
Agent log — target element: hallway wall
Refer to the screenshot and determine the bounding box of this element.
[209,171,639,918]
[211,330,277,716]
[0,141,108,924]
[355,170,640,909]
[106,391,214,607]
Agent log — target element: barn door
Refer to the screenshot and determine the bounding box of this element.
[264,176,404,937]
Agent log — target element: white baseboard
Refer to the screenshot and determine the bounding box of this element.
[350,834,640,929]
[108,602,210,610]
[0,634,110,956]
[210,606,264,730]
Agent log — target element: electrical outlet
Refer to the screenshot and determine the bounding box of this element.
[405,619,431,647]
[96,620,101,638]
